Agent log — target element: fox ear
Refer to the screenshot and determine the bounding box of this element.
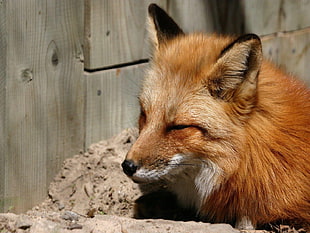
[147,4,184,50]
[208,34,262,110]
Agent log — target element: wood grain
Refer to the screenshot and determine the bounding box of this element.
[262,28,310,86]
[85,63,148,147]
[168,0,246,34]
[242,0,310,35]
[2,0,84,213]
[168,0,310,35]
[167,0,215,33]
[0,0,7,212]
[84,0,166,70]
[84,0,310,70]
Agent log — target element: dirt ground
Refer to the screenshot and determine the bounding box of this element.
[0,128,307,233]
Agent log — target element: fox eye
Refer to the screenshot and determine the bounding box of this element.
[167,125,191,131]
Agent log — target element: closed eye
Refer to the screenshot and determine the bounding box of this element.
[167,124,208,135]
[167,125,193,131]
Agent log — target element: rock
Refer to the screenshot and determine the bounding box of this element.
[67,223,83,230]
[15,215,33,229]
[58,202,65,211]
[80,215,240,233]
[61,211,80,221]
[207,224,241,233]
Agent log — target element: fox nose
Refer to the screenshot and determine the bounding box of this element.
[121,160,138,176]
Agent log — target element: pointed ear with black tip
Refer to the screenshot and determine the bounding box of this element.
[147,4,184,50]
[208,34,262,113]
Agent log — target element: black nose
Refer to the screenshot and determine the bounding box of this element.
[121,160,138,176]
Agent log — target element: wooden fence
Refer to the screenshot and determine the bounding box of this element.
[0,0,309,213]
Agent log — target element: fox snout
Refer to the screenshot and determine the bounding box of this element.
[121,159,138,177]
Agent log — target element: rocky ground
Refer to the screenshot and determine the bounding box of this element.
[0,129,307,233]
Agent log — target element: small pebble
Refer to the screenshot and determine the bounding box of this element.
[67,223,83,230]
[88,148,94,154]
[61,211,79,221]
[58,202,65,210]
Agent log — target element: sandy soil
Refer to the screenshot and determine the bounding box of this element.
[0,128,307,233]
[45,128,141,218]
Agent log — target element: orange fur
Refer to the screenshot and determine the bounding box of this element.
[203,61,310,226]
[122,4,310,229]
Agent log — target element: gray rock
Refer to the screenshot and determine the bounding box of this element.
[15,215,32,230]
[61,211,79,221]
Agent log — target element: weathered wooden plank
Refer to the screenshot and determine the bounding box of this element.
[0,0,7,212]
[84,0,310,70]
[168,0,310,35]
[85,63,147,147]
[242,0,310,35]
[262,28,310,86]
[84,0,166,70]
[167,0,215,33]
[3,0,84,213]
[168,0,245,34]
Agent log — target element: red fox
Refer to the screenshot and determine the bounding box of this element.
[122,4,310,230]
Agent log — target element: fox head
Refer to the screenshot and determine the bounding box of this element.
[122,4,262,191]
